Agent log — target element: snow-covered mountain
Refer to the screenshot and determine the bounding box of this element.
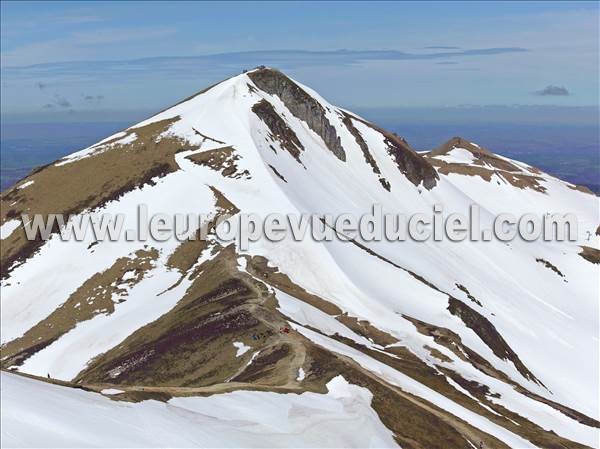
[1,67,598,448]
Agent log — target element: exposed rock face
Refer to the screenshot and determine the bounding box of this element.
[341,113,391,191]
[248,68,346,161]
[248,67,438,192]
[579,245,600,264]
[430,137,492,157]
[347,113,439,189]
[382,128,439,189]
[249,67,439,190]
[447,297,541,384]
[251,99,304,163]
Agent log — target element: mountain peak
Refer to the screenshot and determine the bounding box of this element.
[431,136,492,157]
[1,67,598,449]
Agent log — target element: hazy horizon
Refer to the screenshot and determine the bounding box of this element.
[2,111,598,193]
[2,1,598,122]
[2,1,598,192]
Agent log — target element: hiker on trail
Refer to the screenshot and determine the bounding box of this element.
[47,373,50,379]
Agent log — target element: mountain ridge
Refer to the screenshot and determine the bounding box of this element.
[1,67,599,448]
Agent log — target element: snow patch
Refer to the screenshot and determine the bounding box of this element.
[233,341,251,357]
[433,148,477,164]
[55,131,136,166]
[17,180,34,189]
[121,270,137,281]
[100,388,124,395]
[1,220,20,240]
[1,372,397,448]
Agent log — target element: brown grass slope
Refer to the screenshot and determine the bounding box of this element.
[0,117,183,279]
[424,137,549,192]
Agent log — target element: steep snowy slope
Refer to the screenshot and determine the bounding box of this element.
[1,67,598,448]
[1,372,397,448]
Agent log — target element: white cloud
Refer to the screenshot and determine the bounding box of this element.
[1,27,176,66]
[71,27,176,46]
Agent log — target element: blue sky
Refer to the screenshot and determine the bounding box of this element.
[1,1,598,120]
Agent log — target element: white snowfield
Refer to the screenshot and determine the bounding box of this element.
[1,372,397,448]
[1,68,599,447]
[0,219,20,240]
[432,147,477,164]
[233,341,252,357]
[16,180,34,190]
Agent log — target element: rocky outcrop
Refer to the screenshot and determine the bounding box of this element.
[251,99,304,163]
[579,245,600,264]
[382,127,439,189]
[430,137,492,158]
[248,68,346,161]
[341,113,391,191]
[447,297,541,384]
[426,137,548,192]
[347,113,439,190]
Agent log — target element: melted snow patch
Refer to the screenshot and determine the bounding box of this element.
[245,351,260,367]
[113,133,138,146]
[100,388,124,395]
[1,220,21,240]
[17,180,34,190]
[55,132,137,166]
[434,148,477,164]
[237,257,248,270]
[233,341,251,357]
[121,270,137,281]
